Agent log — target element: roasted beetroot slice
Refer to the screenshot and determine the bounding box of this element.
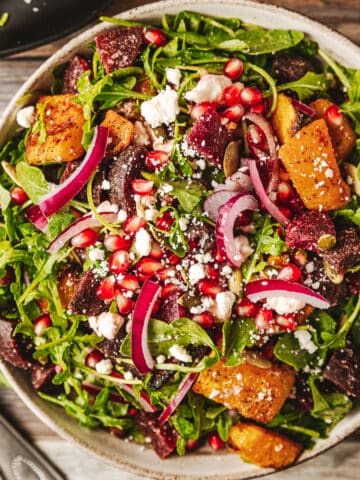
[322,226,360,275]
[68,270,107,316]
[108,145,147,215]
[136,411,177,458]
[98,328,127,358]
[31,365,55,391]
[346,269,360,295]
[304,258,345,306]
[0,318,33,369]
[62,55,90,94]
[158,291,186,324]
[186,111,232,167]
[285,210,336,252]
[323,343,360,397]
[95,26,143,74]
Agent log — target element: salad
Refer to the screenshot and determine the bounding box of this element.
[0,9,360,470]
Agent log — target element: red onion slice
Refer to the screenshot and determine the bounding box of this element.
[111,372,157,413]
[82,382,125,404]
[38,126,109,217]
[291,98,316,118]
[158,372,198,424]
[245,279,330,310]
[214,171,253,193]
[204,190,239,222]
[47,211,117,254]
[131,279,162,374]
[216,193,258,267]
[26,205,48,232]
[247,158,289,226]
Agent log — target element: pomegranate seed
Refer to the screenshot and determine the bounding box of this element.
[262,342,274,359]
[239,86,263,106]
[190,102,217,121]
[222,104,245,121]
[96,276,116,300]
[131,179,154,195]
[214,248,226,263]
[236,298,258,318]
[123,216,146,236]
[276,313,295,331]
[224,58,244,80]
[168,252,181,265]
[248,101,265,114]
[33,313,52,336]
[136,257,163,277]
[208,433,225,450]
[324,104,343,126]
[278,263,302,282]
[128,407,138,417]
[155,211,174,231]
[275,226,285,239]
[145,150,170,171]
[116,293,135,315]
[150,242,163,259]
[157,267,176,282]
[152,299,160,314]
[71,228,98,248]
[255,308,274,330]
[103,234,131,252]
[85,350,103,369]
[292,250,308,267]
[53,365,63,374]
[144,28,167,47]
[278,205,292,219]
[236,210,253,226]
[223,82,244,106]
[10,187,28,204]
[205,265,219,280]
[276,181,294,203]
[0,267,15,285]
[198,279,222,298]
[117,274,140,292]
[109,250,130,274]
[186,439,200,450]
[279,169,290,182]
[192,312,215,329]
[160,284,179,298]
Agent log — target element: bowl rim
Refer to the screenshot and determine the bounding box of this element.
[1,1,360,479]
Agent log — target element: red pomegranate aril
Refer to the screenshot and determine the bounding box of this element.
[223,82,244,106]
[71,228,98,248]
[325,104,343,126]
[54,365,63,374]
[214,248,226,263]
[168,252,181,265]
[191,102,217,121]
[145,150,170,171]
[10,187,28,205]
[224,58,244,80]
[278,263,302,282]
[116,293,135,315]
[85,350,103,369]
[157,267,176,282]
[198,279,222,298]
[150,242,163,259]
[236,298,258,318]
[144,28,167,47]
[222,104,245,122]
[192,312,215,329]
[276,181,293,203]
[109,250,130,274]
[128,407,138,417]
[131,179,154,195]
[278,205,292,219]
[262,342,274,359]
[255,308,274,330]
[117,274,140,292]
[186,439,200,451]
[248,101,265,114]
[123,216,146,236]
[236,210,253,226]
[276,313,295,331]
[155,211,174,231]
[160,284,179,298]
[136,257,163,277]
[239,86,263,106]
[205,264,219,280]
[34,313,52,336]
[152,299,160,315]
[292,250,308,267]
[103,234,131,252]
[96,276,116,300]
[208,433,225,451]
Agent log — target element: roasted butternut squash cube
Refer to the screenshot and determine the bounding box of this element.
[271,93,301,144]
[228,423,302,469]
[310,98,356,162]
[192,359,295,423]
[279,118,350,210]
[100,109,134,155]
[26,94,85,165]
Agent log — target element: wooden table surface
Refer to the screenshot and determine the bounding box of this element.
[0,1,359,479]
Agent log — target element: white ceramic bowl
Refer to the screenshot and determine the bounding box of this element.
[1,1,360,479]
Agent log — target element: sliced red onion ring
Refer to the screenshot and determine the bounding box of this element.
[216,193,258,267]
[291,98,316,118]
[247,158,289,226]
[204,190,239,222]
[47,211,117,254]
[111,371,157,413]
[158,372,198,424]
[214,170,253,193]
[82,382,125,404]
[245,279,330,310]
[26,205,48,232]
[131,279,162,374]
[38,126,109,218]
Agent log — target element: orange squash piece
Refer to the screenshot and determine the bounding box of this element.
[100,109,134,155]
[271,93,302,144]
[279,118,351,211]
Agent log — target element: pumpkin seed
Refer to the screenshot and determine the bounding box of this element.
[223,141,240,178]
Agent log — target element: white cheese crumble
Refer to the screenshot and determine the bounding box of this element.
[169,345,192,363]
[117,209,127,223]
[88,312,124,340]
[156,354,166,364]
[95,359,113,375]
[135,228,152,257]
[184,74,232,103]
[16,106,35,129]
[166,68,181,89]
[88,246,105,262]
[188,263,206,285]
[215,291,236,321]
[294,329,318,354]
[101,179,111,190]
[265,296,306,315]
[140,86,180,128]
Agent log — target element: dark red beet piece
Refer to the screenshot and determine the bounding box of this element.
[158,291,186,323]
[68,270,107,316]
[285,210,336,252]
[346,269,360,295]
[31,365,55,392]
[322,226,360,275]
[62,55,90,94]
[95,26,143,74]
[136,411,177,458]
[185,111,232,167]
[304,258,345,306]
[323,343,360,397]
[0,318,33,369]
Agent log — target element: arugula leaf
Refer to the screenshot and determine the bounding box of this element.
[223,318,257,366]
[273,331,317,370]
[309,377,352,426]
[0,184,10,211]
[277,72,332,101]
[15,162,50,203]
[236,28,304,55]
[47,212,75,241]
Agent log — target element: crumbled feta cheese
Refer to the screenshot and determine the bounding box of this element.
[188,263,206,285]
[166,68,181,89]
[88,246,105,262]
[16,106,35,129]
[184,74,232,103]
[160,183,174,194]
[140,86,180,128]
[88,312,124,340]
[265,296,306,315]
[123,371,134,381]
[169,345,192,363]
[215,291,236,321]
[294,329,318,354]
[152,137,174,153]
[196,159,206,170]
[101,179,111,190]
[95,359,113,375]
[156,354,166,364]
[234,235,253,260]
[179,217,189,231]
[144,208,158,221]
[135,228,152,257]
[117,209,127,223]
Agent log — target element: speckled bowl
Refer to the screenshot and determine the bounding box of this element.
[1,1,360,479]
